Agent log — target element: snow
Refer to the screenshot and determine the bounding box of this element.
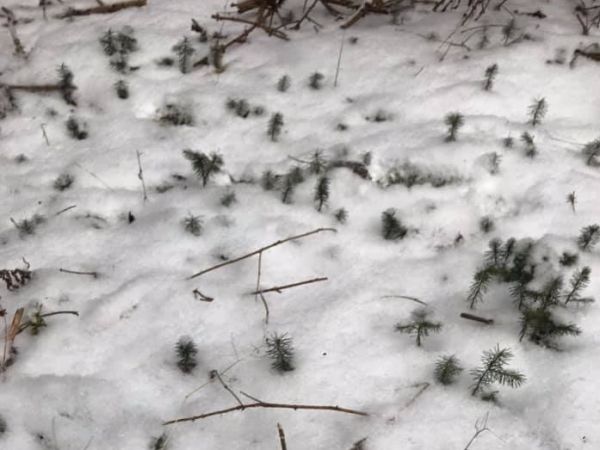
[0,0,599,448]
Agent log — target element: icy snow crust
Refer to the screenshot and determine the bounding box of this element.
[0,0,599,448]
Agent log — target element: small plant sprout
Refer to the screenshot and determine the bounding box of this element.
[577,224,600,251]
[521,132,536,158]
[11,214,46,238]
[309,72,325,89]
[220,191,237,207]
[158,103,193,126]
[28,304,47,335]
[183,213,202,236]
[503,136,514,148]
[395,308,442,347]
[53,173,74,191]
[268,112,284,141]
[529,97,547,127]
[479,216,495,233]
[519,307,581,347]
[173,36,195,74]
[277,75,291,92]
[176,336,198,373]
[182,150,224,187]
[470,345,525,397]
[566,191,576,213]
[261,170,278,191]
[150,432,168,450]
[57,63,77,106]
[381,208,408,241]
[281,175,295,204]
[209,43,225,73]
[559,251,578,267]
[265,333,295,373]
[582,138,600,166]
[564,266,593,304]
[334,208,348,224]
[115,80,129,99]
[467,267,494,309]
[314,176,330,212]
[435,355,463,385]
[444,112,464,142]
[308,150,327,175]
[66,116,88,140]
[483,63,498,91]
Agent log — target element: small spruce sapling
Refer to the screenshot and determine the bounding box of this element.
[53,173,74,191]
[564,266,593,304]
[11,214,46,238]
[173,37,195,74]
[577,224,600,251]
[308,150,327,175]
[434,355,463,385]
[521,132,536,158]
[158,104,193,126]
[66,116,88,140]
[220,191,237,207]
[265,333,295,372]
[467,267,495,309]
[176,337,198,373]
[444,112,464,142]
[483,64,498,91]
[528,97,547,127]
[277,75,291,92]
[150,432,168,450]
[559,251,578,267]
[115,80,129,99]
[314,176,330,212]
[381,208,408,241]
[182,150,224,186]
[57,63,77,106]
[479,216,495,234]
[502,136,514,148]
[519,307,581,347]
[261,170,278,190]
[309,72,324,90]
[567,191,576,213]
[470,345,525,397]
[334,208,348,224]
[268,112,284,141]
[395,308,442,347]
[183,214,202,236]
[582,138,600,166]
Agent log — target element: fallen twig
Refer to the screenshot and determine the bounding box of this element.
[59,268,98,278]
[460,312,494,325]
[249,277,328,295]
[381,295,428,306]
[164,398,368,425]
[188,228,336,279]
[57,0,146,18]
[277,423,287,450]
[135,150,148,203]
[54,205,77,216]
[192,289,214,302]
[210,369,244,407]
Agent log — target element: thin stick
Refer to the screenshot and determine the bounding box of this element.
[381,295,428,306]
[59,268,98,278]
[40,124,50,146]
[57,0,146,18]
[404,382,430,408]
[135,150,148,203]
[277,423,287,450]
[55,205,77,216]
[188,228,337,279]
[184,359,243,401]
[249,277,328,295]
[210,370,244,407]
[334,29,346,87]
[463,413,490,450]
[192,289,214,302]
[163,400,368,425]
[74,163,113,190]
[255,251,263,303]
[1,314,8,370]
[460,312,494,325]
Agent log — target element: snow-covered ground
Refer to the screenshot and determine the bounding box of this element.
[1,0,599,448]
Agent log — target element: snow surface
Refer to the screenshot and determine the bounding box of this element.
[0,0,599,448]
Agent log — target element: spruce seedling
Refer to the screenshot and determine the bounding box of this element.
[519,307,581,347]
[381,209,408,241]
[309,72,324,90]
[559,251,578,267]
[261,170,278,190]
[483,64,498,91]
[182,150,224,187]
[435,355,463,385]
[53,173,74,191]
[479,216,495,234]
[281,175,295,204]
[57,63,77,106]
[268,112,284,141]
[265,333,295,372]
[308,150,327,175]
[115,80,129,99]
[395,308,442,347]
[577,224,600,251]
[183,214,202,236]
[470,345,525,396]
[582,138,600,166]
[173,36,195,74]
[521,132,536,158]
[529,97,547,127]
[150,432,168,450]
[220,191,237,207]
[567,191,576,213]
[277,75,291,92]
[564,266,593,304]
[334,208,348,224]
[314,176,330,212]
[176,337,198,374]
[503,136,514,148]
[66,116,88,140]
[467,267,495,309]
[444,112,464,142]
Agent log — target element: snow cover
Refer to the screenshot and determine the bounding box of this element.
[0,0,599,448]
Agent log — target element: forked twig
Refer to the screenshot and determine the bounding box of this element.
[249,277,328,295]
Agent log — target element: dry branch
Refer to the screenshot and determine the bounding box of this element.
[57,0,146,18]
[188,228,336,279]
[460,312,493,325]
[192,289,214,302]
[277,423,288,450]
[164,399,368,425]
[59,268,98,278]
[249,277,328,295]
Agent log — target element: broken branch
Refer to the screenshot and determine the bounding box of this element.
[249,277,328,295]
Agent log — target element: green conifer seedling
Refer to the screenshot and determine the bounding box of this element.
[444,112,464,142]
[266,333,295,372]
[381,209,407,240]
[268,113,284,141]
[483,64,498,91]
[182,150,224,187]
[470,345,525,396]
[577,224,600,251]
[395,308,442,347]
[529,97,547,127]
[435,355,463,385]
[176,337,198,374]
[314,176,330,212]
